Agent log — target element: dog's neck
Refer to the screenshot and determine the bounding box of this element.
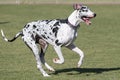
[68,10,82,27]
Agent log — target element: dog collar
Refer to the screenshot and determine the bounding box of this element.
[68,20,80,28]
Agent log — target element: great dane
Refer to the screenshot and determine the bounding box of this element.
[1,4,96,77]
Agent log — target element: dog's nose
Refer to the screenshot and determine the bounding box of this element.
[94,13,96,17]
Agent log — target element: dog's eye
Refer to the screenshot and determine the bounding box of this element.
[82,10,88,12]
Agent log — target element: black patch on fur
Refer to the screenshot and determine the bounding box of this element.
[33,31,35,33]
[53,22,60,26]
[46,20,52,24]
[36,29,39,31]
[57,19,68,23]
[24,25,27,28]
[21,32,24,36]
[23,28,26,31]
[49,32,52,35]
[31,34,35,40]
[52,27,59,37]
[33,25,37,29]
[28,31,30,33]
[44,32,47,34]
[55,40,62,46]
[41,35,47,39]
[25,24,30,28]
[47,36,50,38]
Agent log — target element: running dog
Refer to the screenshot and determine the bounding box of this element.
[1,4,96,77]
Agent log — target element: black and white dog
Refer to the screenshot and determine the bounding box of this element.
[1,4,96,77]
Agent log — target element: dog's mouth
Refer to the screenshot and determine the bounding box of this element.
[81,16,93,25]
[81,14,96,25]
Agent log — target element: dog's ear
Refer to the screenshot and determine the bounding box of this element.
[73,4,82,10]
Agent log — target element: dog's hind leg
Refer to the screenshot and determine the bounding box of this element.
[22,37,50,77]
[39,39,55,72]
[66,44,84,67]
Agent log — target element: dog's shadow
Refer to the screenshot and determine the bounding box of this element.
[0,21,10,24]
[53,67,120,75]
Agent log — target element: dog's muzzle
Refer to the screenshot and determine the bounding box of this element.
[81,13,96,25]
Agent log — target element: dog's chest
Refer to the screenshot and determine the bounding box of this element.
[56,24,77,46]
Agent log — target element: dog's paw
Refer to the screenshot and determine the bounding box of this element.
[48,67,55,72]
[43,73,50,77]
[53,58,59,63]
[77,61,82,67]
[53,58,64,64]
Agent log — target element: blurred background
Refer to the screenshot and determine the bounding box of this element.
[0,0,119,4]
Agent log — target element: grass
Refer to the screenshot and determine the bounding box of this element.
[0,4,120,80]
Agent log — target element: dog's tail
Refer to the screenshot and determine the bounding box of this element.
[1,29,22,42]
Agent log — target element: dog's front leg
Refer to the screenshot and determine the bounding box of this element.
[53,46,64,64]
[66,44,84,67]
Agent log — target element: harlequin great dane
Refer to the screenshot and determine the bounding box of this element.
[1,4,96,77]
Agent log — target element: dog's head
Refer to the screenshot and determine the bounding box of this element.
[73,4,96,25]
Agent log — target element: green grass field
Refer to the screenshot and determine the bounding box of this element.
[0,4,120,80]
